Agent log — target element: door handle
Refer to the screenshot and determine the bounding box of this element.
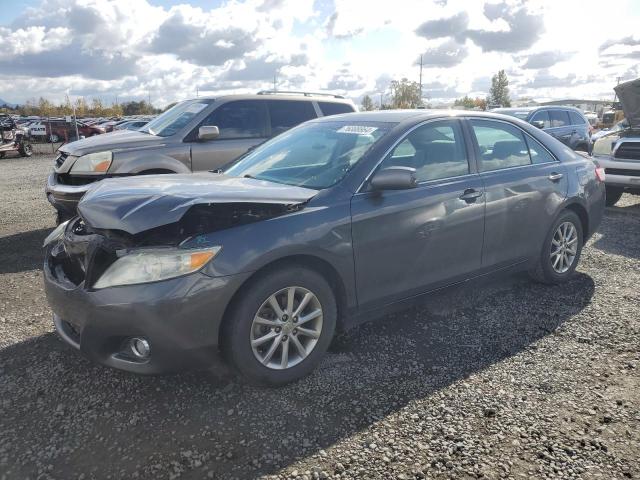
[459,188,483,202]
[548,172,564,182]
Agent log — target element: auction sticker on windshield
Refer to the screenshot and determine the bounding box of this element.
[337,126,378,135]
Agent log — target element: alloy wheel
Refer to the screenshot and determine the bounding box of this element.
[250,286,323,370]
[550,221,578,274]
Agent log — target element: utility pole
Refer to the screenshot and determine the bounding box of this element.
[613,76,621,102]
[419,54,423,97]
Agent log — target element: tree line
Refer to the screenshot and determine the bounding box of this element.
[0,97,162,118]
[360,70,512,111]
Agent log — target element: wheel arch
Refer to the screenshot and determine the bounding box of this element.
[218,254,349,345]
[564,201,589,242]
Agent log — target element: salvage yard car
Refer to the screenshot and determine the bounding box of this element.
[43,110,605,385]
[591,77,640,206]
[493,106,592,153]
[45,92,356,222]
[0,114,32,158]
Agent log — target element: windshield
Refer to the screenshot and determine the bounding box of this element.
[225,121,394,190]
[140,99,212,137]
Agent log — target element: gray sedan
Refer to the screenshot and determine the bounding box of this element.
[43,110,606,385]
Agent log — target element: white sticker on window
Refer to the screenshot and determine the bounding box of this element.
[186,103,208,114]
[337,125,377,135]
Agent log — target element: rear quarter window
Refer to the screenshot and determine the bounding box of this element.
[319,102,355,116]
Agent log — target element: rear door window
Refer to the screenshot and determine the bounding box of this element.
[530,110,551,129]
[568,111,586,126]
[549,110,570,128]
[470,119,531,172]
[202,101,267,139]
[268,100,317,136]
[319,102,355,116]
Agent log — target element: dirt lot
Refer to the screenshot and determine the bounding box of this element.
[0,154,638,480]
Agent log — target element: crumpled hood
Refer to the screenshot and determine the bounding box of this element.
[614,77,640,129]
[59,130,163,156]
[78,173,317,234]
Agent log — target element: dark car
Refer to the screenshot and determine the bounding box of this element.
[494,106,592,153]
[43,110,605,385]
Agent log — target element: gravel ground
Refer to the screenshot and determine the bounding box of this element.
[0,154,638,480]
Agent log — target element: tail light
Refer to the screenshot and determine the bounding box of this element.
[595,166,605,182]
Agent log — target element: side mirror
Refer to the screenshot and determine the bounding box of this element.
[198,125,219,141]
[370,167,418,191]
[531,120,545,129]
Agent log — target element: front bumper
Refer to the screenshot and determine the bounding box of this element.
[595,155,640,189]
[44,247,251,374]
[45,172,95,217]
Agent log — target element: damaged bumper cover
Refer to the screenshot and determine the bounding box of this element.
[44,217,251,374]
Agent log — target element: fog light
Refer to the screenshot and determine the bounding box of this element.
[130,337,150,359]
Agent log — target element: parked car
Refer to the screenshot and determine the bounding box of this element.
[0,114,32,157]
[493,106,592,153]
[45,92,356,222]
[77,120,106,137]
[114,120,149,131]
[43,110,605,385]
[592,78,640,206]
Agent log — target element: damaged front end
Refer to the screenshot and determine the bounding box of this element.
[45,201,307,290]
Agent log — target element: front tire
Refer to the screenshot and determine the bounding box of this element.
[529,210,583,285]
[222,266,337,386]
[605,187,623,207]
[19,142,32,157]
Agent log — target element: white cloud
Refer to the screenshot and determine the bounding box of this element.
[0,0,638,106]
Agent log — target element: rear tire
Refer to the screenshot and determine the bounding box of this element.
[529,210,583,285]
[222,266,337,386]
[605,187,623,207]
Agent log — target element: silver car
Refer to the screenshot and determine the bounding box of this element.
[45,92,355,221]
[592,78,640,206]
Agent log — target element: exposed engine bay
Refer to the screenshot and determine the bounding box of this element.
[95,202,304,247]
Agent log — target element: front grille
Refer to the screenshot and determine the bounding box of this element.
[614,142,640,160]
[605,168,640,177]
[56,174,99,186]
[55,152,68,168]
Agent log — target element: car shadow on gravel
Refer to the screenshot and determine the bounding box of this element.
[0,227,50,274]
[0,271,595,479]
[592,203,640,260]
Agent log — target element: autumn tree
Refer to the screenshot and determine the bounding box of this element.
[487,70,511,107]
[390,78,423,109]
[361,94,374,111]
[453,96,487,110]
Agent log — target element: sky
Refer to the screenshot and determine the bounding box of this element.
[1,0,639,108]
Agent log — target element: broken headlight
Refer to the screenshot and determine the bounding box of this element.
[93,246,221,289]
[70,151,113,174]
[43,220,70,247]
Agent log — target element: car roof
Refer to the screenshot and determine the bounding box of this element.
[307,109,533,124]
[198,93,354,104]
[494,106,584,114]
